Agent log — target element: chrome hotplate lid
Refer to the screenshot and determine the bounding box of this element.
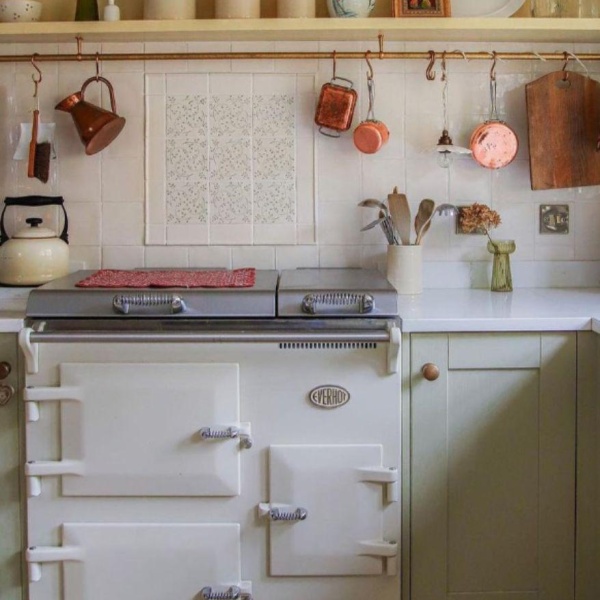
[25,268,398,319]
[26,270,279,319]
[278,268,398,317]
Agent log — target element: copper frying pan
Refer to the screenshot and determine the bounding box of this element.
[470,59,519,170]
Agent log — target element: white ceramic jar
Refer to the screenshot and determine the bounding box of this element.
[326,0,376,18]
[144,0,195,20]
[215,0,260,18]
[278,0,315,17]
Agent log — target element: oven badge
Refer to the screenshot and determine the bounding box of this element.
[308,385,350,409]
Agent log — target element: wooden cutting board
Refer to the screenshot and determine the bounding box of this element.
[526,70,600,190]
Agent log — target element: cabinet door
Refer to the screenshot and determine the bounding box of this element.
[408,333,576,600]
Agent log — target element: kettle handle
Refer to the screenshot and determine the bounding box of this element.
[0,196,69,246]
[80,76,119,114]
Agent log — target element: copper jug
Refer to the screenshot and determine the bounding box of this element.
[55,76,126,155]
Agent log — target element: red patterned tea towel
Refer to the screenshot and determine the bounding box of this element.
[76,269,256,289]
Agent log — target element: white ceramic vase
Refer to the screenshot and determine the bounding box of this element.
[386,245,422,295]
[326,0,376,18]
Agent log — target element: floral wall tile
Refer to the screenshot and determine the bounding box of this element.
[145,73,315,246]
[210,181,252,225]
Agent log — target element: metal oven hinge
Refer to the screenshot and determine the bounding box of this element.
[199,423,253,449]
[258,503,308,522]
[19,327,39,374]
[387,324,401,375]
[356,466,399,503]
[25,460,84,498]
[200,582,253,600]
[357,539,398,576]
[26,545,84,583]
[24,385,82,422]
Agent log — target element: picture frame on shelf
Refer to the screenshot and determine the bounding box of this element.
[392,0,450,17]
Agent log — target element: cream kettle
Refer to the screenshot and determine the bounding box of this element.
[0,196,69,286]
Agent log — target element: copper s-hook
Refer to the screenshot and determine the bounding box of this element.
[378,33,384,60]
[332,50,337,80]
[441,51,447,81]
[365,50,374,81]
[425,50,436,81]
[562,51,570,81]
[490,51,497,82]
[76,36,83,61]
[31,53,42,97]
[95,52,101,81]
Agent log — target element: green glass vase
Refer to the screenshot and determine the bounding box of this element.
[75,0,100,21]
[487,240,516,293]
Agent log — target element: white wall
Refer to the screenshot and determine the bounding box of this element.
[1,38,600,288]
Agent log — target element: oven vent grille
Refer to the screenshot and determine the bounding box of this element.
[279,342,378,350]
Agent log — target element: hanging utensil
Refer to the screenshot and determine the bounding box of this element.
[470,52,519,170]
[526,54,600,190]
[55,53,126,155]
[354,51,389,155]
[27,55,51,184]
[387,187,411,246]
[314,50,358,138]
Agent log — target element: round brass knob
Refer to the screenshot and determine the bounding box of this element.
[0,361,11,379]
[421,363,440,381]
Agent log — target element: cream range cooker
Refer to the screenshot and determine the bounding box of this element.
[19,268,401,600]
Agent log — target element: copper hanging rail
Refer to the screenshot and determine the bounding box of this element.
[1,50,600,62]
[0,35,599,63]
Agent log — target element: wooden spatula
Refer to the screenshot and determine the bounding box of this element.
[414,199,436,245]
[387,187,411,245]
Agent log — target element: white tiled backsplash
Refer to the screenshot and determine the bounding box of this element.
[1,39,600,288]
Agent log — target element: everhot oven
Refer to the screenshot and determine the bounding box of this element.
[19,268,401,600]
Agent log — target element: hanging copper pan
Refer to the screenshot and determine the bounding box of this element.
[470,56,519,170]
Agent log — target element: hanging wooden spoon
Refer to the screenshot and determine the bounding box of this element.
[414,199,436,245]
[387,187,411,245]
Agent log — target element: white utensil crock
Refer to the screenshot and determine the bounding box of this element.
[387,245,422,295]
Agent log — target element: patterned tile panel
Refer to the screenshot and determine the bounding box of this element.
[145,73,315,245]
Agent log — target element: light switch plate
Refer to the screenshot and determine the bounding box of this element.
[540,204,569,234]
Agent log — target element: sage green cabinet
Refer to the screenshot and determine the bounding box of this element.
[0,334,23,600]
[405,333,577,600]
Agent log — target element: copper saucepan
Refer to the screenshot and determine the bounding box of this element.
[354,52,389,155]
[470,66,518,170]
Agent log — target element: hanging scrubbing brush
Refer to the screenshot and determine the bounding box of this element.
[27,109,51,183]
[27,55,51,184]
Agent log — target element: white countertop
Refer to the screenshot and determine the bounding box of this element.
[397,288,600,332]
[1,286,600,334]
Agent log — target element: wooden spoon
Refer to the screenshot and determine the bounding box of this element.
[387,187,411,246]
[414,199,436,245]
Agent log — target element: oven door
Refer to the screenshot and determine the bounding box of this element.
[21,328,401,600]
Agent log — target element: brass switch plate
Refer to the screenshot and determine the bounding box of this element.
[540,204,569,234]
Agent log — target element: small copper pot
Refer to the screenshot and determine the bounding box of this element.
[56,76,126,156]
[353,119,389,154]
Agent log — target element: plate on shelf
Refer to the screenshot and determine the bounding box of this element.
[452,0,526,17]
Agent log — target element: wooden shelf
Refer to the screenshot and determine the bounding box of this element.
[0,18,597,45]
